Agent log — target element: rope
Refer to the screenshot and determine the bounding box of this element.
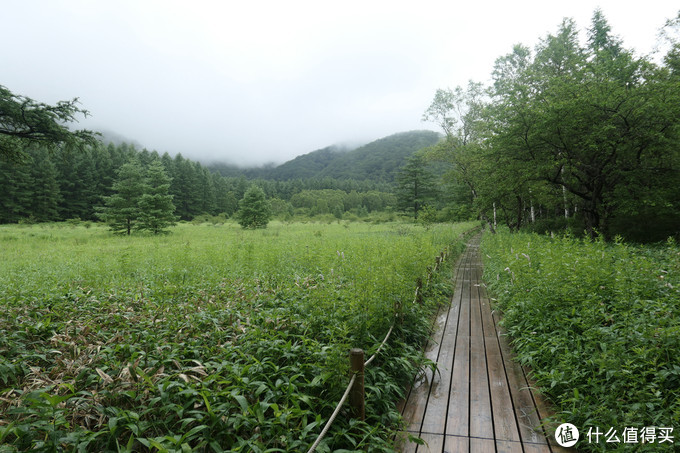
[307,247,449,452]
[364,324,394,367]
[306,373,357,453]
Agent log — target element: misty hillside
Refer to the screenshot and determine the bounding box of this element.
[209,130,442,182]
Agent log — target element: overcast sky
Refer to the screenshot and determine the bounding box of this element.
[2,1,678,166]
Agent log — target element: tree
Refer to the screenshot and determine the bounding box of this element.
[29,149,62,222]
[395,154,438,219]
[137,159,177,234]
[98,157,146,235]
[0,85,98,161]
[235,185,271,229]
[422,81,489,223]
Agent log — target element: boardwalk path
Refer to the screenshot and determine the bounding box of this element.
[398,235,570,453]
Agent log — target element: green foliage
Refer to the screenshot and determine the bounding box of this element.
[265,131,442,182]
[137,159,177,234]
[0,85,99,161]
[0,221,476,451]
[482,230,680,451]
[235,185,272,229]
[98,157,147,235]
[395,154,438,219]
[97,157,177,235]
[426,10,680,240]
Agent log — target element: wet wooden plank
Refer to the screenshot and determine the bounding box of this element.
[442,435,468,452]
[485,337,521,443]
[401,304,448,431]
[468,286,493,440]
[445,257,470,438]
[496,439,524,453]
[399,236,565,453]
[491,309,550,447]
[420,291,461,434]
[469,437,495,452]
[446,335,469,437]
[418,433,444,453]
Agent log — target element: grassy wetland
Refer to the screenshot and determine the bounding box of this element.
[482,230,680,451]
[0,220,476,452]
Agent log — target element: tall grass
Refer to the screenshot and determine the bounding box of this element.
[482,230,680,452]
[0,220,475,452]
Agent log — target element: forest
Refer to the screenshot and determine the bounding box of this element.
[0,140,417,226]
[422,10,680,242]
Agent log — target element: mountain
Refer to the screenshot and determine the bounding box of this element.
[265,144,353,180]
[208,130,442,182]
[308,130,442,182]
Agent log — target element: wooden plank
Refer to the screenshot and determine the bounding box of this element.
[468,300,493,439]
[445,251,471,438]
[469,437,495,453]
[401,304,448,431]
[445,335,469,437]
[401,236,568,453]
[442,435,468,452]
[485,337,521,443]
[420,290,461,434]
[496,439,524,453]
[417,433,444,453]
[522,442,553,453]
[492,310,549,447]
[477,267,521,445]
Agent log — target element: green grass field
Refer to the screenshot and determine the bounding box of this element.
[0,220,476,452]
[482,230,680,452]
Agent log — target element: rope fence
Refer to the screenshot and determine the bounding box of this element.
[305,246,450,453]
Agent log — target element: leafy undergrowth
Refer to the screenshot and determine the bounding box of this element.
[482,230,680,452]
[0,221,474,452]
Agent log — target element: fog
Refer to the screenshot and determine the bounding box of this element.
[2,0,677,166]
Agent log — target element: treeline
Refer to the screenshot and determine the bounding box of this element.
[0,142,397,224]
[425,10,680,241]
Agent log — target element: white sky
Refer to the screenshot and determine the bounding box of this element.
[2,0,678,165]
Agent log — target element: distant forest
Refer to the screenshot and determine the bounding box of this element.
[0,131,441,224]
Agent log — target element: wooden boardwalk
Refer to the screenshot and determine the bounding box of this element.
[398,236,571,453]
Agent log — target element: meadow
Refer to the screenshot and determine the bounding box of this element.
[482,230,680,452]
[0,220,476,452]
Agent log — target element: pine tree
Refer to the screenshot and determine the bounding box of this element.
[29,149,61,222]
[0,154,33,222]
[137,159,176,234]
[395,154,438,219]
[235,185,271,229]
[98,157,146,235]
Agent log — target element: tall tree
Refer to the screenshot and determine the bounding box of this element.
[98,157,146,235]
[137,159,176,234]
[29,149,62,222]
[395,154,438,219]
[0,155,32,222]
[481,13,680,238]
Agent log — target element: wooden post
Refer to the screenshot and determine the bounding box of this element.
[349,348,365,421]
[415,277,423,304]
